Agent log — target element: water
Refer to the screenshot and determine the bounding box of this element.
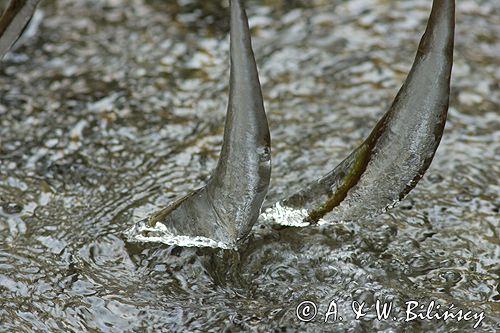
[0,0,499,331]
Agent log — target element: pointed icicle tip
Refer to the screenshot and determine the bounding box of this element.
[127,0,271,249]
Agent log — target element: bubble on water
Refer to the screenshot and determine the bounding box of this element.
[1,202,23,215]
[440,271,462,285]
[427,173,444,184]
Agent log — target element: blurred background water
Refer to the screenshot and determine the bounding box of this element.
[0,0,498,331]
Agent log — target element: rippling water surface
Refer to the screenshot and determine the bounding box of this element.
[0,0,499,331]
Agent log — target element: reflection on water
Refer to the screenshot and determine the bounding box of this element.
[0,0,499,331]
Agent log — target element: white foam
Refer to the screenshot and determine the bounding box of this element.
[260,202,313,227]
[125,220,235,250]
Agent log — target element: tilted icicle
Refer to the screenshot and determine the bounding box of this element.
[126,0,271,249]
[276,0,455,224]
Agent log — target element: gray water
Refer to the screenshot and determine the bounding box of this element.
[0,0,499,332]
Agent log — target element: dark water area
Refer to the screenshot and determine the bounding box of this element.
[0,0,499,331]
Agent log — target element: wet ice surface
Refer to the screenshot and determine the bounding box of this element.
[0,0,499,331]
